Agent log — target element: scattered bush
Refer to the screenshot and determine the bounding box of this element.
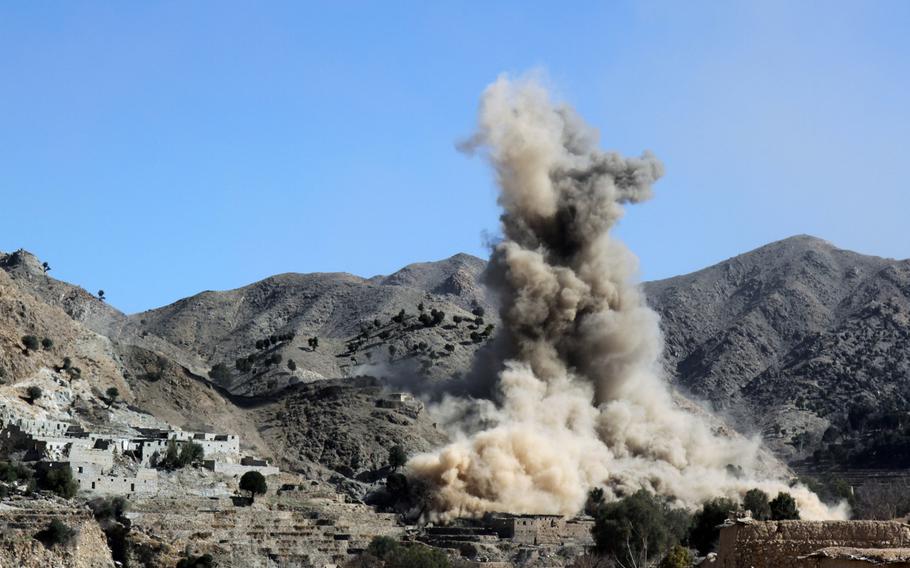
[239,471,267,502]
[22,335,40,353]
[142,371,161,382]
[62,357,72,370]
[471,306,485,317]
[444,343,455,352]
[176,554,214,568]
[308,336,319,350]
[235,357,253,373]
[106,387,120,403]
[388,445,408,469]
[269,353,282,366]
[287,359,297,371]
[97,290,105,301]
[35,518,76,548]
[208,363,230,381]
[89,496,129,522]
[41,337,53,350]
[26,386,42,403]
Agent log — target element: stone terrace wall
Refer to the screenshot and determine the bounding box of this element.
[0,508,114,568]
[127,497,403,568]
[715,520,910,568]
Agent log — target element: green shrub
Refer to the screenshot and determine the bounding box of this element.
[106,387,120,403]
[41,337,53,350]
[208,363,230,381]
[22,335,40,353]
[26,386,42,403]
[658,544,692,568]
[176,553,214,568]
[388,445,408,469]
[287,359,297,371]
[36,464,78,499]
[35,518,76,548]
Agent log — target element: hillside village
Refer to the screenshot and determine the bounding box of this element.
[1,241,910,567]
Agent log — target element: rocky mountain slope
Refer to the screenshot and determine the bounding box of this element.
[643,235,910,464]
[3,235,908,478]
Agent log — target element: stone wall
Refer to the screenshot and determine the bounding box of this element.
[487,514,593,546]
[714,520,910,568]
[126,497,403,568]
[0,508,115,568]
[74,467,158,497]
[203,460,279,477]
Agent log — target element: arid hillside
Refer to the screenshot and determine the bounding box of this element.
[3,235,909,477]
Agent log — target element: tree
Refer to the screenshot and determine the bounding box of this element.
[160,440,180,469]
[689,497,738,555]
[236,357,253,373]
[41,261,51,274]
[97,290,105,301]
[287,359,297,371]
[178,442,204,467]
[770,492,800,520]
[308,336,319,351]
[36,464,78,499]
[209,363,230,382]
[269,353,282,366]
[388,445,408,469]
[26,386,42,404]
[22,335,40,353]
[62,357,72,370]
[593,489,691,567]
[41,337,54,350]
[105,387,120,404]
[743,488,772,521]
[444,343,455,352]
[472,306,485,317]
[585,487,606,516]
[35,518,76,548]
[239,470,267,502]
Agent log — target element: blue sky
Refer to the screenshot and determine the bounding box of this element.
[1,2,907,314]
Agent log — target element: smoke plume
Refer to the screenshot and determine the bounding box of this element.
[407,74,846,521]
